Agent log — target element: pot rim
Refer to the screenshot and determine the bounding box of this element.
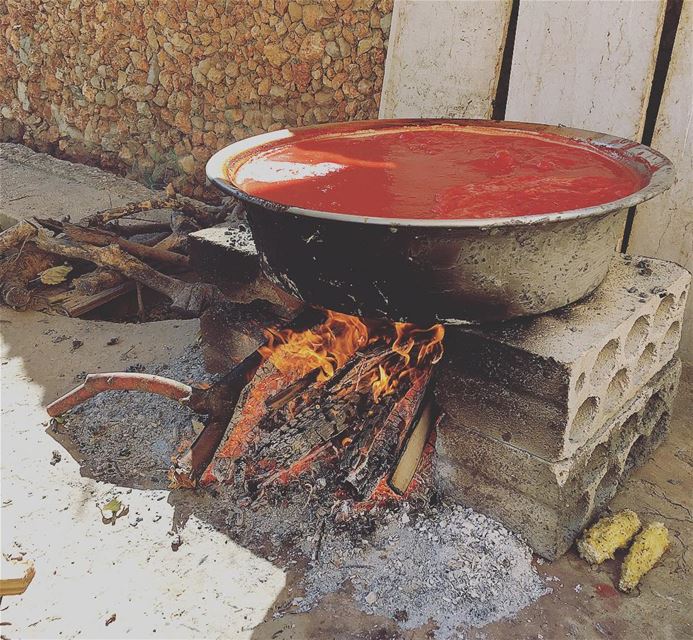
[205,118,674,228]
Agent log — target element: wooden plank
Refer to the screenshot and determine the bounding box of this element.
[629,1,693,361]
[379,0,513,119]
[506,0,666,140]
[61,282,135,317]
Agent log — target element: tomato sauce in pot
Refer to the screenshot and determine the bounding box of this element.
[229,124,645,220]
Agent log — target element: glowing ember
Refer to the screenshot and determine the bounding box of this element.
[205,309,444,505]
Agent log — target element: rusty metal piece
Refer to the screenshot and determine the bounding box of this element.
[46,372,193,417]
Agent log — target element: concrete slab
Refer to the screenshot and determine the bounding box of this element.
[437,254,690,460]
[436,358,681,559]
[0,143,154,229]
[188,218,260,284]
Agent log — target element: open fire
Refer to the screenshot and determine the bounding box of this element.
[198,310,445,505]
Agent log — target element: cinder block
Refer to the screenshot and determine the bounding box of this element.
[436,255,690,460]
[188,215,260,283]
[435,357,681,560]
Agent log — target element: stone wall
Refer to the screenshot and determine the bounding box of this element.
[0,0,392,199]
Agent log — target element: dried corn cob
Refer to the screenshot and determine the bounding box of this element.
[619,521,670,592]
[577,510,641,564]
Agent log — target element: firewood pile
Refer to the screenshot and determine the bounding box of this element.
[0,186,238,319]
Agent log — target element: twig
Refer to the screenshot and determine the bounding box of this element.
[63,223,190,268]
[84,196,230,228]
[32,232,218,315]
[136,282,145,321]
[0,220,40,255]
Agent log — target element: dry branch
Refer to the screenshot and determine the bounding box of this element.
[63,223,190,268]
[32,233,218,315]
[108,221,172,237]
[72,268,127,295]
[84,196,230,228]
[0,220,40,255]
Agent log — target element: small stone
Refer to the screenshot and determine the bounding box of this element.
[298,32,327,62]
[287,2,302,20]
[264,43,290,68]
[302,4,331,30]
[325,41,340,58]
[178,155,195,174]
[357,37,373,56]
[365,591,377,605]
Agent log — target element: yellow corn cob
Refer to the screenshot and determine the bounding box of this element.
[577,509,641,564]
[619,521,670,592]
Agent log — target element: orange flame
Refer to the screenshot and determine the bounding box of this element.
[259,310,444,402]
[259,310,369,382]
[369,323,445,402]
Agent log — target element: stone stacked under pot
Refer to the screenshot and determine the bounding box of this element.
[189,226,690,560]
[434,254,690,559]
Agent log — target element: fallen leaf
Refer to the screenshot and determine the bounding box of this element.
[191,418,205,435]
[39,265,73,285]
[102,498,122,514]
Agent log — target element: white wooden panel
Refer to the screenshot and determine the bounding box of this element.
[506,0,666,139]
[379,0,512,119]
[629,1,693,362]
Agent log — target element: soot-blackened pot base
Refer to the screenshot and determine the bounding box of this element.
[207,119,673,322]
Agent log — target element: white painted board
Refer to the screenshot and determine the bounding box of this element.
[629,1,693,361]
[379,0,512,119]
[506,0,666,140]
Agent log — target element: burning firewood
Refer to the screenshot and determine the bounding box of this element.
[203,314,445,504]
[170,307,327,487]
[389,396,436,495]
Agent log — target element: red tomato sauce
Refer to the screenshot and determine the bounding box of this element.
[229,124,645,219]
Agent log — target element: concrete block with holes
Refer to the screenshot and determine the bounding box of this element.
[435,357,681,560]
[435,254,690,461]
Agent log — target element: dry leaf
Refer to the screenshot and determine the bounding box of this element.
[39,265,73,285]
[191,418,205,435]
[102,498,122,514]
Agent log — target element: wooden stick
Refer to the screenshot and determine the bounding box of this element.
[71,268,127,295]
[108,221,172,237]
[63,223,189,268]
[0,220,39,255]
[46,372,193,417]
[32,233,218,315]
[264,367,322,410]
[388,394,435,494]
[84,196,229,228]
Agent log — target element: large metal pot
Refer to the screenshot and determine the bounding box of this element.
[206,119,673,324]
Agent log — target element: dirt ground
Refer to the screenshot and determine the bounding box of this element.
[1,146,691,638]
[1,308,691,640]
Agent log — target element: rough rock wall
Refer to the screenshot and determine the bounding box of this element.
[0,0,392,199]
